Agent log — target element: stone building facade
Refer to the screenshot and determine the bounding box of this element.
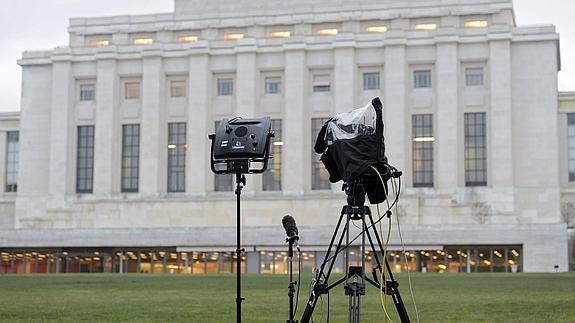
[0,0,571,273]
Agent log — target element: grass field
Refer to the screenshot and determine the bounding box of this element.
[0,273,574,322]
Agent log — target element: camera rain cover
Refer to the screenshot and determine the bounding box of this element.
[314,98,387,185]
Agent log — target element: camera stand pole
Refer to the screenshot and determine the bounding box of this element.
[286,236,298,323]
[235,173,246,323]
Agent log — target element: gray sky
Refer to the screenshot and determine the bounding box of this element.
[0,0,573,112]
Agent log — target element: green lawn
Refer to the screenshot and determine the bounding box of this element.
[0,273,573,322]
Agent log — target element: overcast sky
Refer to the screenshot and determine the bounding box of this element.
[0,0,573,112]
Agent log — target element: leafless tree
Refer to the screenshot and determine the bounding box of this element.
[561,201,575,228]
[472,201,492,224]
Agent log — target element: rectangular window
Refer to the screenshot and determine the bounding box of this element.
[263,120,282,191]
[568,114,575,181]
[80,84,96,102]
[170,80,187,98]
[363,72,380,90]
[5,131,19,193]
[412,115,434,187]
[414,70,432,89]
[217,78,234,96]
[466,68,484,87]
[313,74,331,92]
[125,82,141,100]
[312,118,331,190]
[121,124,140,193]
[76,126,95,193]
[167,123,186,192]
[465,113,487,186]
[214,121,233,192]
[265,77,281,94]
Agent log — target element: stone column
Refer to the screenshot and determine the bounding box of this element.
[436,41,459,189]
[140,50,165,196]
[187,46,210,195]
[48,54,74,205]
[489,40,514,188]
[94,56,120,196]
[384,45,408,178]
[334,37,356,114]
[0,132,7,193]
[283,41,306,195]
[235,40,258,193]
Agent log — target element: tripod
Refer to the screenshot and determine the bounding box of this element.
[300,181,410,323]
[234,172,246,323]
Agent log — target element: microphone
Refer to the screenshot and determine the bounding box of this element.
[282,215,300,251]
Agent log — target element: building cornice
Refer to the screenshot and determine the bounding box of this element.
[19,27,559,67]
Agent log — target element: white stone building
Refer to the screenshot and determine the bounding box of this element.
[0,0,572,273]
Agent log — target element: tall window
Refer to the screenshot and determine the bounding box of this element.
[170,80,187,98]
[265,77,281,94]
[214,121,233,192]
[80,84,96,102]
[414,70,432,89]
[121,124,140,193]
[465,113,487,186]
[412,115,434,187]
[263,120,282,191]
[312,118,331,190]
[313,74,331,92]
[466,68,484,87]
[5,131,19,193]
[568,114,575,181]
[168,123,186,192]
[363,72,380,90]
[76,126,95,193]
[217,78,234,96]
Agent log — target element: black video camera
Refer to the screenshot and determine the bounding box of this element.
[209,117,274,174]
[314,98,399,204]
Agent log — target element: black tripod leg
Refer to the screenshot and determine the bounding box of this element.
[301,210,348,323]
[366,211,411,323]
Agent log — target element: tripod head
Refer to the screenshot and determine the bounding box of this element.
[344,177,368,207]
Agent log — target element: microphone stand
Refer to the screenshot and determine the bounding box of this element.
[286,235,299,323]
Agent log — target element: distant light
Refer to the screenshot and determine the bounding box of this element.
[366,26,388,33]
[413,137,435,142]
[317,29,338,36]
[465,20,488,29]
[168,144,177,149]
[271,31,291,38]
[224,33,244,41]
[133,38,154,45]
[415,24,437,31]
[179,35,198,43]
[90,40,110,48]
[273,141,284,146]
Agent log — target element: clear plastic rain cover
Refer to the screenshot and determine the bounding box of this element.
[324,102,378,147]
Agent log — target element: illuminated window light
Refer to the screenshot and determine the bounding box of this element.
[179,35,198,43]
[413,137,435,142]
[224,33,244,41]
[366,26,388,33]
[465,20,488,29]
[133,38,154,45]
[90,40,110,48]
[168,144,177,149]
[317,29,338,36]
[415,23,437,31]
[271,31,291,38]
[273,141,284,146]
